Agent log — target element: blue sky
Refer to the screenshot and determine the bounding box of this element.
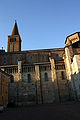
[0,0,80,51]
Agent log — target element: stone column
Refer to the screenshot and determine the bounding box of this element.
[64,47,75,101]
[18,61,22,81]
[65,47,72,80]
[35,65,40,81]
[49,57,59,103]
[35,65,42,104]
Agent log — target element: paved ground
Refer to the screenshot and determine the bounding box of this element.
[1,102,80,120]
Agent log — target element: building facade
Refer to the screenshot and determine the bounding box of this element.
[0,69,10,107]
[64,32,80,101]
[0,21,80,105]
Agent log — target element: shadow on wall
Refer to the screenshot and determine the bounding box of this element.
[8,79,37,107]
[53,78,73,103]
[71,72,80,101]
[8,71,80,106]
[8,77,76,106]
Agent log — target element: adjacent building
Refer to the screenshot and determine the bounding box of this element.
[0,69,10,107]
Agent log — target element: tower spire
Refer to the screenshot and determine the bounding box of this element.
[15,19,16,23]
[11,20,19,36]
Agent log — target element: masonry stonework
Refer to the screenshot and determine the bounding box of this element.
[0,21,80,105]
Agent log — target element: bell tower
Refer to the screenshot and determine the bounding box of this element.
[7,20,21,52]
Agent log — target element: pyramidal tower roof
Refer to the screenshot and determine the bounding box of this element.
[11,20,19,36]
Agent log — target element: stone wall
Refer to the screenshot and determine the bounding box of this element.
[71,55,80,100]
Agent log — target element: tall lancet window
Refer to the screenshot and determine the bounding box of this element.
[27,74,32,83]
[44,72,48,81]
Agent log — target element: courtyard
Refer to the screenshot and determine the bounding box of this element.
[0,102,80,120]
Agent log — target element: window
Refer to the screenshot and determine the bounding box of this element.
[44,66,46,71]
[3,57,6,65]
[13,44,14,51]
[10,38,16,42]
[16,57,18,64]
[13,38,16,42]
[10,75,14,83]
[10,39,12,42]
[44,72,48,81]
[30,55,32,64]
[56,54,59,61]
[42,55,44,62]
[61,71,65,80]
[27,74,31,83]
[72,41,80,48]
[28,67,31,72]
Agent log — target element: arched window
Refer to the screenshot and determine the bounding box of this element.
[44,72,48,81]
[27,74,31,83]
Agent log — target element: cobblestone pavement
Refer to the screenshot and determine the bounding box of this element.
[0,102,80,120]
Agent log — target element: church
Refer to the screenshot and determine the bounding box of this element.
[0,21,80,105]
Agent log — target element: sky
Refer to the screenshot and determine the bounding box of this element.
[0,0,80,51]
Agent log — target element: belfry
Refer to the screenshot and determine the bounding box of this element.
[7,20,21,52]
